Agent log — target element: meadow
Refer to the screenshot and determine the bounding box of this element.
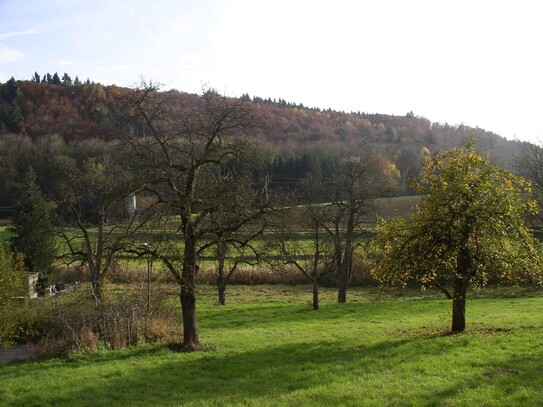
[0,285,541,406]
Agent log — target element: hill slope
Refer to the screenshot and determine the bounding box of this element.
[0,76,528,196]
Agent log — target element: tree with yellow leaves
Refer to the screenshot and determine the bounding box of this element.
[372,140,542,332]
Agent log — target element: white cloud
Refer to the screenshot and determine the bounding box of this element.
[0,44,24,64]
[58,60,78,66]
[0,30,37,41]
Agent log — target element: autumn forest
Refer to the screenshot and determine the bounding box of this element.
[0,73,527,214]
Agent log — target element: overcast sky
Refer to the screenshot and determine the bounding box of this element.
[1,0,542,142]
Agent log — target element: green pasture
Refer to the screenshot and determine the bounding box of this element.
[0,195,422,267]
[0,285,541,406]
[374,195,421,219]
[0,226,11,243]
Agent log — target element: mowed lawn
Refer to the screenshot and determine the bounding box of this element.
[0,286,541,406]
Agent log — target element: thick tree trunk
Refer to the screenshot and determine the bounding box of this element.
[180,287,198,348]
[452,244,472,332]
[451,277,468,332]
[312,279,319,310]
[218,284,226,306]
[180,228,200,350]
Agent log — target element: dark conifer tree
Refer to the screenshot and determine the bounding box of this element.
[10,167,56,277]
[52,72,61,85]
[62,73,72,86]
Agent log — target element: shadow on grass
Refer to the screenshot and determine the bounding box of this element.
[425,353,543,405]
[9,330,529,406]
[2,327,541,405]
[3,338,416,406]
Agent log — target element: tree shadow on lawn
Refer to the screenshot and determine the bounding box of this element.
[425,353,543,405]
[0,345,170,375]
[7,331,516,407]
[2,338,413,406]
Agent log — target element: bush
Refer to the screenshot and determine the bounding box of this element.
[0,245,27,346]
[22,286,179,358]
[56,265,92,284]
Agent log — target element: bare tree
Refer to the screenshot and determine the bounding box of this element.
[272,177,336,310]
[50,148,145,304]
[322,156,399,303]
[3,136,144,304]
[124,83,260,350]
[204,173,269,305]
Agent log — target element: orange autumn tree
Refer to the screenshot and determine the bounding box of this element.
[372,141,542,332]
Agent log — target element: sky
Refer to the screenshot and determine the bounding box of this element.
[1,0,543,143]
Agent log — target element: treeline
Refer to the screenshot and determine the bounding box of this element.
[0,74,528,199]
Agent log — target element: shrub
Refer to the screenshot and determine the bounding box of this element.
[24,286,179,358]
[0,245,27,346]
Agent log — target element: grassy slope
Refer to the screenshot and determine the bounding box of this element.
[0,286,541,406]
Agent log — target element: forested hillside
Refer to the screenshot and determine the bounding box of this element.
[0,74,527,206]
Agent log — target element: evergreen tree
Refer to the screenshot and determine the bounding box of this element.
[6,103,23,132]
[4,77,20,102]
[62,73,72,86]
[52,72,61,85]
[9,168,56,277]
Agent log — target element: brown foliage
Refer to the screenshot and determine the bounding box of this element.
[25,286,179,358]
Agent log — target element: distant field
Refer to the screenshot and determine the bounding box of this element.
[374,195,421,220]
[0,196,422,268]
[0,285,541,406]
[0,226,11,243]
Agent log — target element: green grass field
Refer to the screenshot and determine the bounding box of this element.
[0,226,12,243]
[0,285,541,406]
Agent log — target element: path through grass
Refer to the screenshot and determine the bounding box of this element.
[0,286,541,406]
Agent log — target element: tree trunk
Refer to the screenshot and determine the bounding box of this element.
[91,277,101,307]
[451,277,468,332]
[218,283,226,306]
[338,210,354,303]
[91,217,106,307]
[180,287,198,348]
[312,279,319,310]
[218,284,226,305]
[217,240,226,306]
[337,239,351,304]
[337,258,349,303]
[181,227,199,350]
[452,244,472,332]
